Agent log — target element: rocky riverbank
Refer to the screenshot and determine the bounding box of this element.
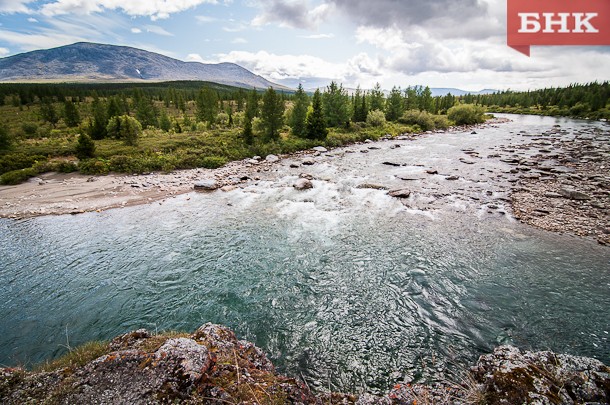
[1,323,608,404]
[505,123,610,245]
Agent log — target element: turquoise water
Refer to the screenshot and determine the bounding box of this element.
[0,115,608,393]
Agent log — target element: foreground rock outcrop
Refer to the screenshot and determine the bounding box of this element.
[1,324,609,404]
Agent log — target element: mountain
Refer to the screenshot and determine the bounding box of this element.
[308,86,497,97]
[430,88,497,97]
[0,42,288,90]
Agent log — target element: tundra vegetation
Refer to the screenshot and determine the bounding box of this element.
[0,80,607,185]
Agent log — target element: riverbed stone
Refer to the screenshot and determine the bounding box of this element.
[265,154,280,163]
[356,183,388,190]
[388,188,411,198]
[193,179,218,190]
[312,146,328,153]
[294,178,313,190]
[558,188,591,200]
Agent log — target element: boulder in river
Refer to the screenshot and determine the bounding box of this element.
[388,188,411,198]
[194,179,218,191]
[265,154,280,163]
[356,183,388,190]
[312,146,328,153]
[294,178,313,190]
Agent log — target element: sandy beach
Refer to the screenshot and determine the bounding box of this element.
[0,157,283,219]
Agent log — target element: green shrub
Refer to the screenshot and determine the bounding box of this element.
[366,109,386,127]
[398,109,435,131]
[107,115,142,146]
[76,133,96,159]
[433,115,450,129]
[79,159,110,175]
[200,156,228,169]
[21,122,38,136]
[0,153,46,175]
[0,167,38,185]
[447,104,486,125]
[108,155,132,172]
[0,124,12,150]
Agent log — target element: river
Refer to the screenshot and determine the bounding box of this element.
[0,114,608,393]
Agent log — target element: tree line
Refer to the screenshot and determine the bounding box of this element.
[459,81,610,119]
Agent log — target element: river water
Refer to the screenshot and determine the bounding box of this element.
[0,114,609,393]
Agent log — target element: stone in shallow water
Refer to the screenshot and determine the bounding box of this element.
[388,188,411,198]
[265,154,280,163]
[193,179,218,190]
[294,178,313,190]
[312,146,328,153]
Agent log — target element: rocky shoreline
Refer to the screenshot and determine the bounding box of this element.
[1,323,608,404]
[507,124,610,245]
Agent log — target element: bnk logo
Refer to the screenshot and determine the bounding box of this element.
[507,0,610,56]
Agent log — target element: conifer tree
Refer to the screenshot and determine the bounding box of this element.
[75,133,95,159]
[369,82,385,112]
[261,87,285,142]
[243,88,259,145]
[290,84,309,137]
[63,99,81,127]
[385,86,404,121]
[306,89,327,140]
[322,81,350,127]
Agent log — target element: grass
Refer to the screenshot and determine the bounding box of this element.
[35,341,110,372]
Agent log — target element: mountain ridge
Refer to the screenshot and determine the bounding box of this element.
[0,42,289,90]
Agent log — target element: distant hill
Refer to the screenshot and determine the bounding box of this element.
[429,88,497,97]
[0,42,289,90]
[308,86,497,97]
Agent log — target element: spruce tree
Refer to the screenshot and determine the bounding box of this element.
[322,81,350,127]
[0,124,12,150]
[261,87,285,142]
[306,89,328,140]
[89,100,108,140]
[63,100,81,127]
[385,86,404,121]
[242,89,259,145]
[369,83,385,112]
[290,84,309,137]
[75,133,95,159]
[196,88,219,127]
[40,98,59,127]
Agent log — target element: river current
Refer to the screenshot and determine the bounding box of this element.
[1,114,609,393]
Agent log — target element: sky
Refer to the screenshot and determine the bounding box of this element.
[0,0,609,91]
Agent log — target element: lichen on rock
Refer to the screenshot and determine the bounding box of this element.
[1,325,609,404]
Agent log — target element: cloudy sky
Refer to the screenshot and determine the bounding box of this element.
[0,0,609,91]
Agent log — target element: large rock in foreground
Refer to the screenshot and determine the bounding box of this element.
[1,325,608,404]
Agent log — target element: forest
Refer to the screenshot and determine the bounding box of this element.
[0,80,607,185]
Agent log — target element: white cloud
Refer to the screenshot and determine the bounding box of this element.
[186,53,206,63]
[252,0,333,29]
[131,27,142,34]
[39,0,225,20]
[0,28,87,51]
[144,25,173,36]
[231,37,247,44]
[204,49,382,86]
[222,21,248,32]
[299,33,334,39]
[27,17,38,22]
[195,15,217,23]
[0,0,35,14]
[0,47,9,56]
